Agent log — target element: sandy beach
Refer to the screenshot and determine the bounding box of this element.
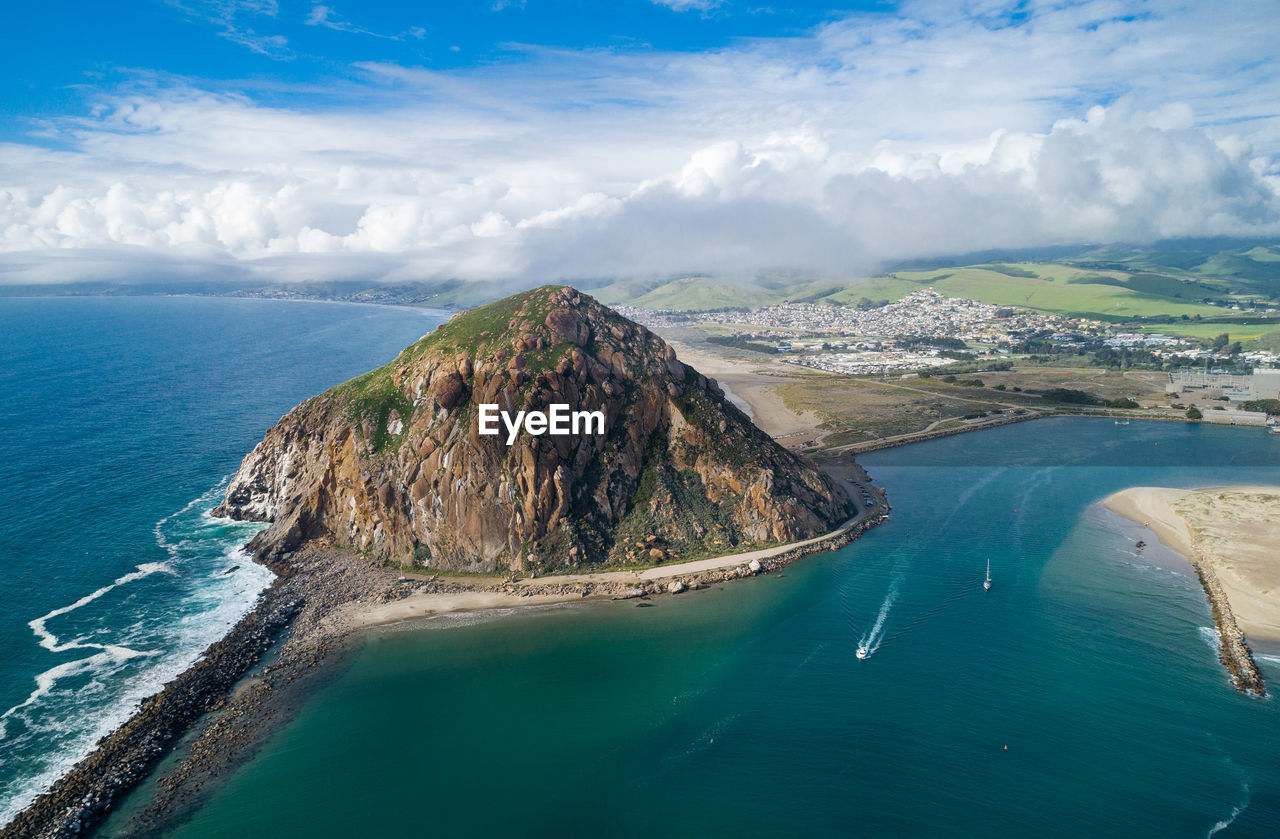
[353,589,592,627]
[1103,486,1280,642]
[356,492,881,629]
[666,344,821,440]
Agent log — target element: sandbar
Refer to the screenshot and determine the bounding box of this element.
[1103,485,1280,643]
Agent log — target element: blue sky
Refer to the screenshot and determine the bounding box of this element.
[1,1,1279,284]
[3,0,877,129]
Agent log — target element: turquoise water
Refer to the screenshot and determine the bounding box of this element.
[0,297,447,825]
[5,303,1280,837]
[148,418,1280,838]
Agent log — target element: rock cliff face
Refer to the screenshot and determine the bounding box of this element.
[216,286,854,573]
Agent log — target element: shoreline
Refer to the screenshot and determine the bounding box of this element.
[123,512,887,836]
[1103,486,1275,697]
[7,411,1249,837]
[829,409,1211,456]
[15,409,1235,837]
[832,410,1051,454]
[356,507,884,630]
[5,464,885,838]
[0,569,302,839]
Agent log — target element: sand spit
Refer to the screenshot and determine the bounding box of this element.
[1104,486,1280,697]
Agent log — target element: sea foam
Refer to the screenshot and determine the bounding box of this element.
[0,485,272,828]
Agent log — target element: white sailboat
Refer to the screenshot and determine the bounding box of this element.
[983,559,992,591]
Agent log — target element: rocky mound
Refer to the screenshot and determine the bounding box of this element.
[216,286,853,573]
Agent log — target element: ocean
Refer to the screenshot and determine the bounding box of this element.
[4,298,1280,837]
[130,419,1280,839]
[0,296,448,826]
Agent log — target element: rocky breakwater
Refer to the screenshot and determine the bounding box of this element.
[215,285,855,574]
[1189,556,1266,698]
[0,570,300,839]
[7,540,441,839]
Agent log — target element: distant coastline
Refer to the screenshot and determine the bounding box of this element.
[0,282,477,310]
[0,290,457,316]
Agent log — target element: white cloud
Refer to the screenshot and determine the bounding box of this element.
[2,0,1279,284]
[304,3,411,40]
[650,0,723,11]
[171,0,291,58]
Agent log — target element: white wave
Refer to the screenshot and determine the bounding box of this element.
[154,480,228,551]
[1207,781,1250,837]
[27,562,171,654]
[0,482,273,829]
[0,646,156,737]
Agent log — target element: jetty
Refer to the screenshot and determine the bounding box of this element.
[1188,545,1267,697]
[1104,485,1274,699]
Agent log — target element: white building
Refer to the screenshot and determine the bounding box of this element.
[1169,368,1280,401]
[1251,368,1280,400]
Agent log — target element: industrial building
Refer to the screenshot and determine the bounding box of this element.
[1168,368,1280,401]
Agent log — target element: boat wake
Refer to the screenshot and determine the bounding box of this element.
[0,483,272,829]
[857,580,900,660]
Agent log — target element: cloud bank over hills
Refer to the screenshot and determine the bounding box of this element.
[2,0,1278,284]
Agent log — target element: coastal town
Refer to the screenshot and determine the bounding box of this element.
[619,289,1280,376]
[618,290,1092,344]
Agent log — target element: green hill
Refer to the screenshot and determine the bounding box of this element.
[581,241,1280,336]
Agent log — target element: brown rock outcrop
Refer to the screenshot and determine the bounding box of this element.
[216,286,853,573]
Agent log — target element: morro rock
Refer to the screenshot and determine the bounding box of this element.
[216,286,854,573]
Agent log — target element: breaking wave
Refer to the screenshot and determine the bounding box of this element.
[1207,781,1250,837]
[0,484,271,828]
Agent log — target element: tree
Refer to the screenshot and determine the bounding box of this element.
[1185,406,1203,420]
[1211,333,1230,351]
[1094,347,1120,367]
[1242,399,1280,414]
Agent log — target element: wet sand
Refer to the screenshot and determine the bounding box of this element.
[1104,485,1280,697]
[1104,486,1280,642]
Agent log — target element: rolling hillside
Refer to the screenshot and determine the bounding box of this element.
[580,241,1280,345]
